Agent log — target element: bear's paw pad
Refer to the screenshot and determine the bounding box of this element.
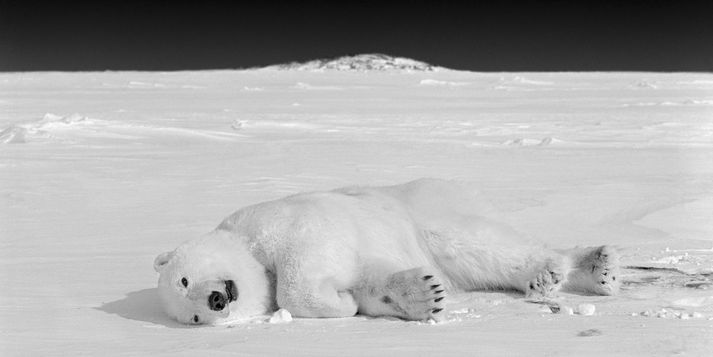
[383,267,447,321]
[526,263,565,298]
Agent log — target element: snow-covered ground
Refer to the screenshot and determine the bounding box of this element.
[1,67,712,356]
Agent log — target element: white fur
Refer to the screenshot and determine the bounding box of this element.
[155,178,620,324]
[154,232,274,324]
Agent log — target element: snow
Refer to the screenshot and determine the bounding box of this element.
[576,304,596,316]
[268,309,293,324]
[1,67,713,356]
[561,305,575,315]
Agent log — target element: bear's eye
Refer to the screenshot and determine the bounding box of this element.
[193,315,199,324]
[181,277,188,288]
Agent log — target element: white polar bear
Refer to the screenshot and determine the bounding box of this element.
[154,179,620,325]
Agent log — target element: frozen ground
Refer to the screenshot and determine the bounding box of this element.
[1,68,712,356]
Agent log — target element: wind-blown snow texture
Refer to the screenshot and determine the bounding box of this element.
[1,66,713,356]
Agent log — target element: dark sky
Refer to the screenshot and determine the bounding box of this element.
[1,0,712,72]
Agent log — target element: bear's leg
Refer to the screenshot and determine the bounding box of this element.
[562,245,620,295]
[512,255,569,298]
[354,266,446,321]
[275,261,357,317]
[276,279,359,318]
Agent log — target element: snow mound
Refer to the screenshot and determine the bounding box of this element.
[1,113,245,144]
[267,54,441,72]
[0,113,90,144]
[0,125,29,144]
[636,308,708,320]
[495,76,554,90]
[128,81,167,89]
[38,113,91,126]
[509,76,553,85]
[502,137,563,147]
[625,99,713,107]
[671,297,713,308]
[293,82,343,90]
[419,79,469,87]
[631,80,658,89]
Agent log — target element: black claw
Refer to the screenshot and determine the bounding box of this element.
[600,281,606,285]
[434,297,444,302]
[430,284,441,290]
[602,272,608,276]
[423,275,434,281]
[612,276,616,281]
[591,266,596,273]
[529,282,535,289]
[434,289,444,294]
[432,308,443,314]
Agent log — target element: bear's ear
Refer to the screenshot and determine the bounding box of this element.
[154,251,175,272]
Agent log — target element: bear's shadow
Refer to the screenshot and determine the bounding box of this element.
[96,288,188,328]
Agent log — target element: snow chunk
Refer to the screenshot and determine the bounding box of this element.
[510,76,553,85]
[576,304,596,316]
[293,82,342,91]
[561,306,575,315]
[631,80,658,89]
[242,86,264,92]
[548,304,574,315]
[268,309,293,324]
[577,328,603,337]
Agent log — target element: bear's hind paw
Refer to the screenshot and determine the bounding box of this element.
[382,267,447,321]
[586,245,620,295]
[524,265,565,298]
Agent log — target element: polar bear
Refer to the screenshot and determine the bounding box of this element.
[154,179,620,325]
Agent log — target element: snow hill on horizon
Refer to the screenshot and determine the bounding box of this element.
[265,53,442,72]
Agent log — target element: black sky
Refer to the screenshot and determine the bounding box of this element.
[1,0,712,72]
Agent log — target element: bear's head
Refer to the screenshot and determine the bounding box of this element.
[154,230,274,325]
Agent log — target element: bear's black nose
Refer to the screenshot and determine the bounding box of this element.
[208,291,227,311]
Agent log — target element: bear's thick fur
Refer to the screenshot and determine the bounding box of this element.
[154,179,619,324]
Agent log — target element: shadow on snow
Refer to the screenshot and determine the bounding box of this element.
[95,288,189,328]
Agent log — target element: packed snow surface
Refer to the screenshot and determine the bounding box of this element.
[1,68,713,356]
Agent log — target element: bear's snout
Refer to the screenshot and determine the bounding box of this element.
[208,291,227,311]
